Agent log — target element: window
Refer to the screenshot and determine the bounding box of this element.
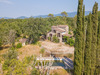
[57,33,60,37]
[53,30,56,33]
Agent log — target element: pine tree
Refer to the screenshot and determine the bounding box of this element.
[91,2,98,75]
[82,5,85,74]
[84,13,92,75]
[74,0,83,75]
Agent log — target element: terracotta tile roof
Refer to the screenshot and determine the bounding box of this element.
[54,28,65,32]
[19,38,28,43]
[58,25,68,27]
[63,33,73,37]
[52,25,68,28]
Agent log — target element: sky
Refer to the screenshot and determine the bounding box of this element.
[0,0,100,18]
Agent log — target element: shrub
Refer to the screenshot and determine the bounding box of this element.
[67,54,73,58]
[40,48,45,56]
[63,36,69,42]
[48,37,51,40]
[53,35,59,43]
[65,37,75,46]
[69,38,75,46]
[68,31,72,35]
[36,41,41,47]
[31,68,40,75]
[24,56,34,64]
[3,60,9,70]
[16,43,22,48]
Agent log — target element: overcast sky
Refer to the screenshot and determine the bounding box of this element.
[0,0,100,18]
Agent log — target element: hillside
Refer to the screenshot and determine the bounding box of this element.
[0,11,90,19]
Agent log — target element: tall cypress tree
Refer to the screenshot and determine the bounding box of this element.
[96,4,100,75]
[84,13,92,75]
[74,0,83,75]
[82,5,85,74]
[91,2,98,75]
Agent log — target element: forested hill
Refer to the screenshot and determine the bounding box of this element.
[0,11,100,46]
[0,11,90,19]
[0,17,75,46]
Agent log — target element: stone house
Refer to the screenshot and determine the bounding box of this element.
[47,25,72,42]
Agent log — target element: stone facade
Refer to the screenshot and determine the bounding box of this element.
[47,25,72,42]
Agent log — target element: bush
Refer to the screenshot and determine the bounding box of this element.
[40,48,45,56]
[68,38,75,46]
[36,41,41,47]
[3,60,9,70]
[16,43,22,48]
[63,36,69,42]
[31,68,40,75]
[53,35,59,43]
[48,37,51,40]
[24,56,34,64]
[68,31,72,35]
[65,37,75,46]
[67,54,73,58]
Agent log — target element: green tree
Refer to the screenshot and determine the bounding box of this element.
[61,11,68,17]
[5,59,27,75]
[31,68,40,75]
[82,5,85,74]
[53,35,59,43]
[16,43,22,48]
[40,48,45,56]
[48,14,54,17]
[91,2,98,75]
[3,48,27,75]
[74,0,83,75]
[84,13,92,75]
[96,6,100,75]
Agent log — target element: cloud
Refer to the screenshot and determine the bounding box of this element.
[0,0,13,4]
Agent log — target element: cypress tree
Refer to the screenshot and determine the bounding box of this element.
[96,5,100,75]
[91,2,98,75]
[84,13,92,75]
[82,5,85,74]
[74,0,83,75]
[96,22,100,74]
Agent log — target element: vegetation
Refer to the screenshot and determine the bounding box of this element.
[74,0,99,75]
[40,48,45,56]
[0,1,100,75]
[67,53,73,58]
[84,13,92,75]
[48,13,54,17]
[53,35,59,43]
[0,16,75,47]
[74,0,83,75]
[96,11,100,74]
[91,2,98,75]
[82,5,85,73]
[16,43,22,48]
[63,36,75,46]
[61,11,68,17]
[2,48,27,75]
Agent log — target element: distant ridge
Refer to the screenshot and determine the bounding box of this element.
[17,16,28,19]
[0,11,91,19]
